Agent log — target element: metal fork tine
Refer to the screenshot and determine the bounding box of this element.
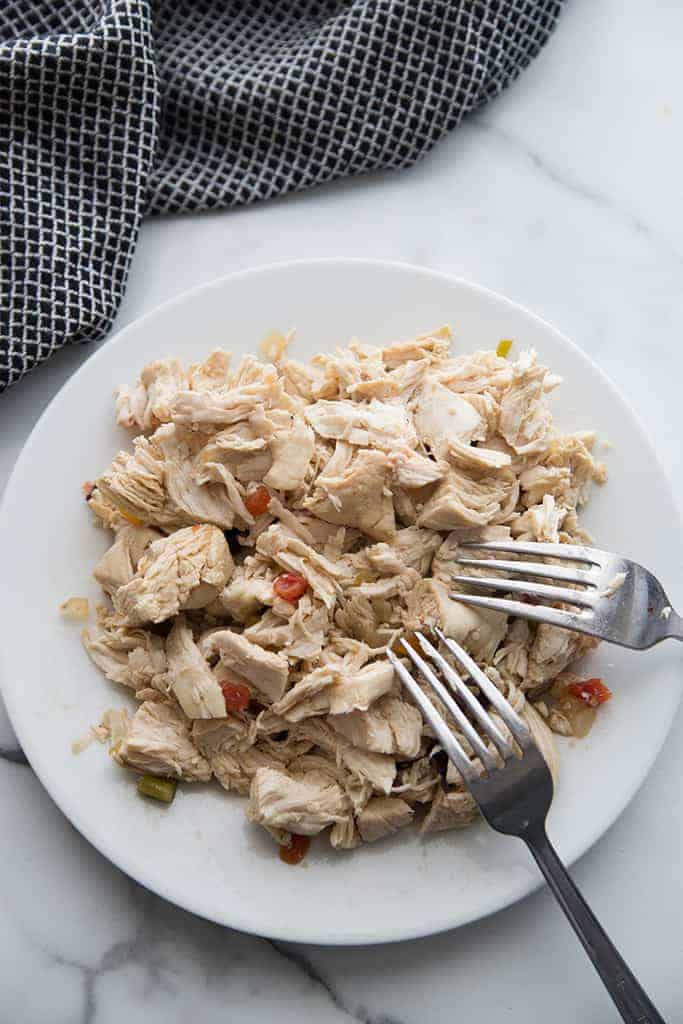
[400,637,503,770]
[451,574,597,608]
[413,632,512,763]
[449,592,596,636]
[386,650,478,784]
[460,539,603,566]
[434,628,532,749]
[455,556,598,587]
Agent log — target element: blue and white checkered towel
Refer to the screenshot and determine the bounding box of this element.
[0,0,563,391]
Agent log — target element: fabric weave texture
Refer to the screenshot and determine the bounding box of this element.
[0,0,564,391]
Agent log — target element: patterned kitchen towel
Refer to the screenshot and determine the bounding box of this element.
[0,0,564,391]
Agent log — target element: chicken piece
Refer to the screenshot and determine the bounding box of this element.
[522,431,606,509]
[417,466,518,530]
[82,612,168,695]
[447,437,512,471]
[526,623,598,686]
[493,618,532,681]
[96,427,244,531]
[93,524,162,596]
[213,568,275,623]
[420,787,479,833]
[271,660,395,722]
[116,358,188,431]
[198,416,274,485]
[334,592,394,648]
[168,363,290,428]
[329,695,422,757]
[113,701,211,781]
[381,328,451,369]
[357,796,414,843]
[188,349,231,392]
[291,718,396,795]
[305,445,395,541]
[113,525,233,625]
[392,756,440,804]
[498,350,557,454]
[192,716,257,758]
[346,571,419,604]
[363,526,442,578]
[438,349,513,401]
[256,522,346,610]
[511,494,566,543]
[412,376,486,458]
[263,415,314,491]
[158,424,253,529]
[245,596,329,660]
[388,446,445,488]
[194,732,307,796]
[305,398,417,451]
[404,579,507,662]
[95,436,167,525]
[247,767,348,838]
[166,617,226,719]
[202,629,289,703]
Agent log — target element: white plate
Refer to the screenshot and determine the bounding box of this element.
[1,259,681,945]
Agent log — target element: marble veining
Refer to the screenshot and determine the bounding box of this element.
[1,0,682,1020]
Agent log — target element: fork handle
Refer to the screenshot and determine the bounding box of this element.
[524,827,665,1023]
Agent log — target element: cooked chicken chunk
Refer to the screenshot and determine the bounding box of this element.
[166,617,226,719]
[405,579,507,662]
[420,787,479,833]
[329,695,422,757]
[113,525,233,625]
[82,611,168,696]
[113,701,211,781]
[116,358,188,432]
[305,397,417,450]
[263,414,314,490]
[93,524,162,595]
[417,466,518,530]
[271,660,395,722]
[202,629,289,703]
[357,796,414,843]
[247,767,348,837]
[305,444,395,541]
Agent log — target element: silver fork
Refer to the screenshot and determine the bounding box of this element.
[387,629,665,1024]
[448,539,683,648]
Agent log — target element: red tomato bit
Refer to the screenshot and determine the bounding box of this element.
[82,481,95,502]
[221,681,251,714]
[567,678,612,708]
[245,485,271,517]
[273,572,308,604]
[279,834,311,865]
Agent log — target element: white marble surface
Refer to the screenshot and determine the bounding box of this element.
[2,0,683,1019]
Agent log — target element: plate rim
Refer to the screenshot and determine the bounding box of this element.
[1,257,681,945]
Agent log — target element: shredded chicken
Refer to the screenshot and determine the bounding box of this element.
[81,328,606,854]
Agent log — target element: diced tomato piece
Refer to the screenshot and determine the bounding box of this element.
[273,572,308,604]
[245,485,271,517]
[279,834,311,865]
[82,481,95,502]
[567,678,612,708]
[221,681,251,713]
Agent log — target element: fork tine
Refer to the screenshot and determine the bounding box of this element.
[412,632,513,763]
[448,592,597,636]
[434,628,532,749]
[451,574,597,608]
[400,636,504,770]
[460,539,603,566]
[387,650,478,784]
[454,556,598,587]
